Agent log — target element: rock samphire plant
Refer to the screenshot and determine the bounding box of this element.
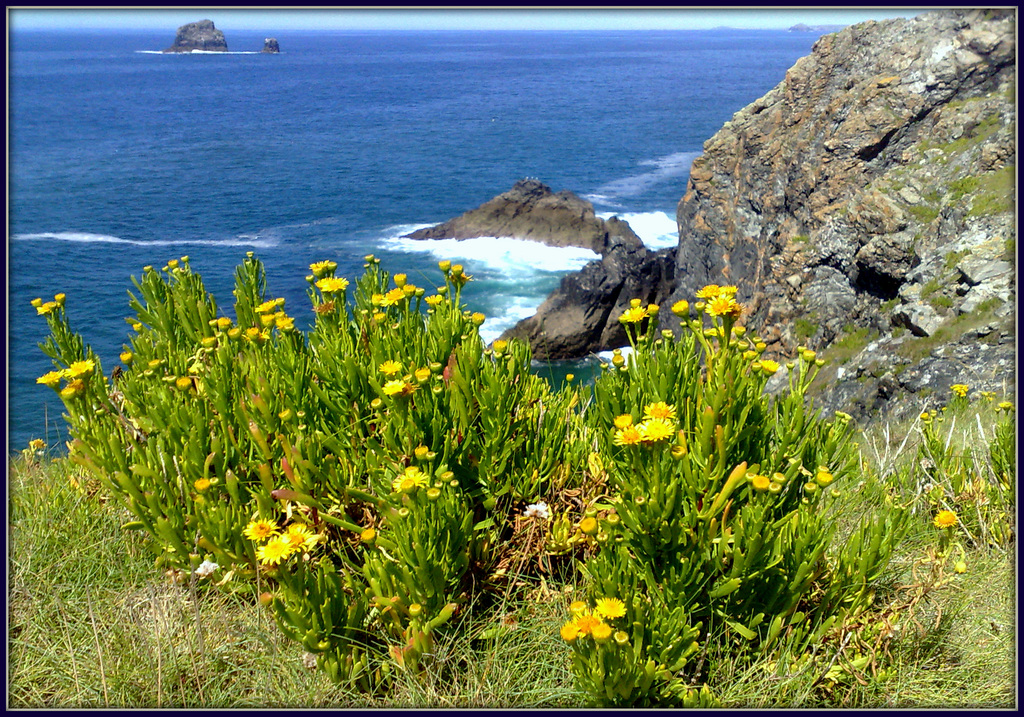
[35,255,907,704]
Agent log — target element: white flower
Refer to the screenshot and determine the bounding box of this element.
[194,559,219,578]
[523,502,550,520]
[302,652,318,670]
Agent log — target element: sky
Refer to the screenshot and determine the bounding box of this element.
[8,7,931,33]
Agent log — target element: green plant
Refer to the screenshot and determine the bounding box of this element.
[32,253,589,694]
[557,291,908,706]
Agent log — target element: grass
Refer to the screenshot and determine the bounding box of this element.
[7,398,1017,708]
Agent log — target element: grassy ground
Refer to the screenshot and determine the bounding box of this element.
[7,405,1016,709]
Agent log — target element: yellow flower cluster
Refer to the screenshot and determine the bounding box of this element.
[560,596,628,644]
[244,519,320,565]
[36,359,97,398]
[933,510,958,530]
[950,384,970,398]
[612,402,678,446]
[31,293,66,316]
[392,466,429,493]
[695,284,742,319]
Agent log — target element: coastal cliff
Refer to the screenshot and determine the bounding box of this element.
[512,9,1015,422]
[665,8,1015,421]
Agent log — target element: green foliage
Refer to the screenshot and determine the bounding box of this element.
[794,317,819,340]
[558,295,907,705]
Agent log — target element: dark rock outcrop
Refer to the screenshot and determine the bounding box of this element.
[164,20,228,53]
[404,179,613,254]
[500,219,676,359]
[262,38,280,53]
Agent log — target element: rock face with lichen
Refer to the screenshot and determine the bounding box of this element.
[163,20,228,53]
[661,8,1015,422]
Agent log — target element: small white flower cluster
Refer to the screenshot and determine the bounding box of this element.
[523,502,550,520]
[194,559,219,578]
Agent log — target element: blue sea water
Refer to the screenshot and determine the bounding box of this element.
[8,28,826,455]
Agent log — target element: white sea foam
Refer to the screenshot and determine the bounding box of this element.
[135,50,260,55]
[381,234,600,276]
[13,231,276,249]
[586,151,700,204]
[597,210,678,250]
[477,295,542,344]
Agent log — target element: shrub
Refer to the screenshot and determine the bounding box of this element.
[33,259,909,705]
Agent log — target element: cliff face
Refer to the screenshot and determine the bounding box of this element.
[664,9,1016,422]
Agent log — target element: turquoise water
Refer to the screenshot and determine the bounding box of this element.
[8,28,825,454]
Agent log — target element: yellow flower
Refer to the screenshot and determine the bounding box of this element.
[60,379,85,399]
[695,284,721,299]
[643,401,676,422]
[470,312,486,326]
[36,371,63,388]
[275,315,295,332]
[997,401,1014,412]
[316,277,350,294]
[393,273,407,287]
[569,600,589,616]
[382,379,411,397]
[618,306,648,324]
[243,519,279,542]
[425,294,443,307]
[639,418,675,443]
[671,300,690,317]
[591,622,613,643]
[705,295,742,318]
[29,438,45,452]
[492,339,509,354]
[613,414,634,429]
[30,297,43,308]
[36,301,59,315]
[309,260,337,278]
[815,469,834,486]
[560,619,581,642]
[438,260,452,272]
[379,360,403,376]
[175,376,194,390]
[393,466,429,493]
[750,474,771,492]
[573,613,604,636]
[613,425,645,446]
[216,316,233,330]
[594,597,627,620]
[381,287,406,306]
[256,536,298,565]
[54,293,66,306]
[933,510,958,529]
[284,523,320,551]
[194,478,212,491]
[414,367,431,382]
[950,384,969,398]
[255,298,285,314]
[760,359,780,375]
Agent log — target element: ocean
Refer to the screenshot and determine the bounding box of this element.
[8,27,827,455]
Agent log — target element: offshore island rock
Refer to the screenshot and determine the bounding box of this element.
[163,20,228,53]
[262,38,281,53]
[404,179,615,254]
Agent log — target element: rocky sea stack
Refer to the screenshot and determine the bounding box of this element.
[262,38,281,53]
[500,9,1015,424]
[404,178,614,254]
[163,20,228,53]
